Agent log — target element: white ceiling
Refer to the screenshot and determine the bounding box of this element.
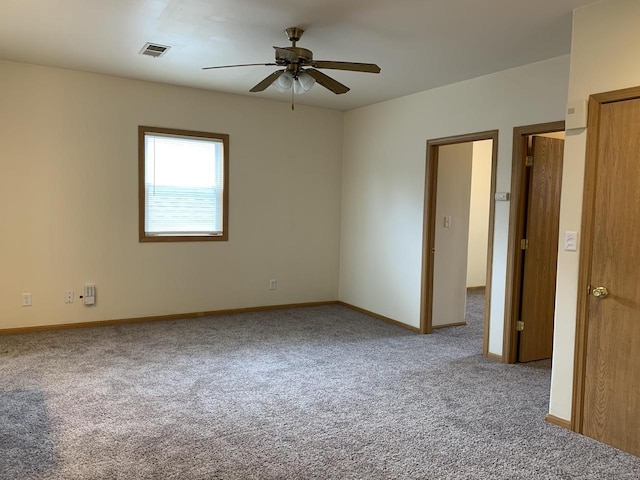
[0,0,597,111]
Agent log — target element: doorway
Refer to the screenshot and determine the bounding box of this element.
[504,121,565,364]
[420,130,498,360]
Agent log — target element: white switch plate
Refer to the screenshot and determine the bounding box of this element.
[564,231,578,251]
[269,279,277,290]
[444,216,451,228]
[22,293,32,306]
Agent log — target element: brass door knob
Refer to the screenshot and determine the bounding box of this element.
[592,286,609,299]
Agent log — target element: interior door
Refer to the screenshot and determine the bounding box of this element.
[518,136,564,362]
[431,143,473,328]
[582,97,640,456]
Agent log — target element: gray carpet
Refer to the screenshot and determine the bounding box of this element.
[1,291,639,479]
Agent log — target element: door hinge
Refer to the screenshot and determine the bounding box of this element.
[520,239,529,250]
[517,320,525,332]
[525,155,534,167]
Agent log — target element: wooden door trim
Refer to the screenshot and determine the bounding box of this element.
[420,130,498,361]
[571,85,640,432]
[503,121,565,364]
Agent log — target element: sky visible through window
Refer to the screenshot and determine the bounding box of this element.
[145,135,220,188]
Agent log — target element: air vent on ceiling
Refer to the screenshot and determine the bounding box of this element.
[139,42,171,58]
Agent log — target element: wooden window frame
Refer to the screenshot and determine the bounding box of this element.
[138,126,229,242]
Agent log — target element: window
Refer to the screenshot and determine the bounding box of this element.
[139,126,229,242]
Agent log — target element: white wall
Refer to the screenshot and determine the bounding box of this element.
[466,140,492,288]
[0,60,343,329]
[340,55,570,356]
[432,143,473,327]
[549,0,640,421]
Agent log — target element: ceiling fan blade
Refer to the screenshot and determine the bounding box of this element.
[312,61,381,74]
[249,70,286,92]
[202,63,276,70]
[305,69,350,95]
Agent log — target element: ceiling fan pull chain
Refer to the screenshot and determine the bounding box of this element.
[291,86,295,111]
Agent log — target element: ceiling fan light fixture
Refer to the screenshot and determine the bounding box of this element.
[293,71,316,95]
[273,70,315,94]
[274,71,294,92]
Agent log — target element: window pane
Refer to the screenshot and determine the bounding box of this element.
[144,133,224,235]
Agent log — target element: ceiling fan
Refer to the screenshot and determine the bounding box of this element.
[202,27,381,97]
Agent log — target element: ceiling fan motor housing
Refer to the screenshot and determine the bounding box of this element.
[276,47,313,65]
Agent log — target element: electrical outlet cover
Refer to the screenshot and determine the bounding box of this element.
[22,293,32,306]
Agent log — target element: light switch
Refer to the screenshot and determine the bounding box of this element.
[444,216,451,228]
[564,231,578,251]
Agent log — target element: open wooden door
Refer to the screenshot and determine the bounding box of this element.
[578,93,640,456]
[517,136,564,362]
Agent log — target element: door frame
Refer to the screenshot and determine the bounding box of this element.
[571,86,640,432]
[420,130,498,360]
[503,121,565,364]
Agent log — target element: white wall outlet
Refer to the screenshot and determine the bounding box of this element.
[564,231,578,252]
[65,291,74,304]
[269,279,277,290]
[22,293,32,307]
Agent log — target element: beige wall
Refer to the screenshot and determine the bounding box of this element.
[466,140,492,288]
[0,60,343,329]
[340,55,570,355]
[432,143,473,327]
[549,0,640,421]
